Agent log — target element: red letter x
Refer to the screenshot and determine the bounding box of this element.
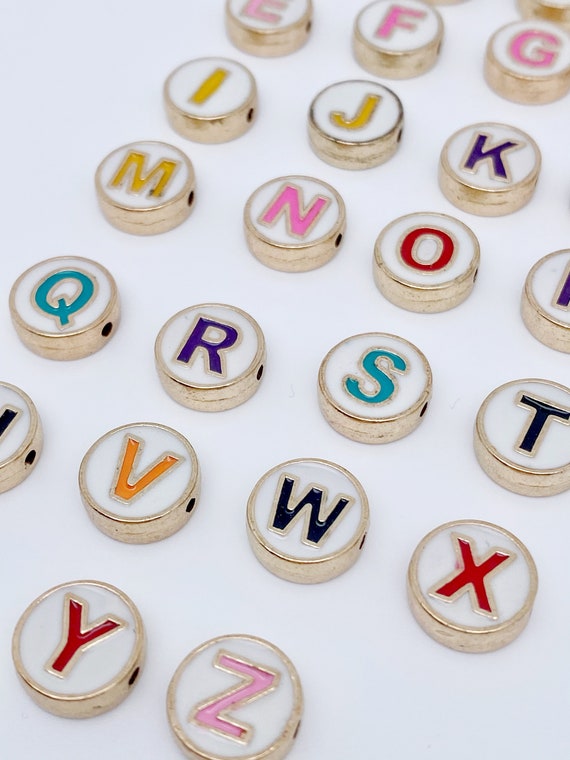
[430,534,514,619]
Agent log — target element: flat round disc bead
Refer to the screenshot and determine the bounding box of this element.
[95,140,195,235]
[353,0,444,79]
[246,458,369,583]
[0,382,42,493]
[9,256,120,360]
[521,250,570,352]
[155,303,266,411]
[373,212,480,312]
[225,0,312,56]
[167,634,303,760]
[164,58,257,143]
[485,20,570,104]
[439,122,541,216]
[79,423,200,544]
[518,0,570,29]
[308,80,404,170]
[318,332,432,443]
[12,580,145,718]
[407,520,538,653]
[244,175,346,272]
[474,378,570,496]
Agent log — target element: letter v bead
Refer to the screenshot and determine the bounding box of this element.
[112,435,180,503]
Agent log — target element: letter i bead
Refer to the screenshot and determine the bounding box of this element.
[438,122,541,216]
[155,304,266,411]
[225,0,312,56]
[167,634,303,760]
[244,175,346,271]
[0,382,42,493]
[318,332,432,443]
[247,458,369,582]
[9,256,120,360]
[12,580,145,717]
[95,140,196,234]
[518,0,570,30]
[521,250,570,352]
[485,20,570,104]
[353,0,444,79]
[474,378,570,495]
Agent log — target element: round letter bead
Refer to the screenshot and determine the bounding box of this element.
[164,57,257,143]
[225,0,312,56]
[167,634,303,760]
[318,332,432,443]
[12,580,145,718]
[9,256,120,360]
[79,423,200,544]
[518,0,570,30]
[521,250,570,352]
[308,80,404,170]
[353,0,443,79]
[407,520,538,653]
[485,20,570,104]
[246,458,369,583]
[243,175,346,272]
[439,122,541,216]
[474,378,570,496]
[0,382,42,493]
[373,212,480,312]
[95,140,195,235]
[155,304,266,412]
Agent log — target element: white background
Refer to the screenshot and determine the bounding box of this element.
[1,1,569,758]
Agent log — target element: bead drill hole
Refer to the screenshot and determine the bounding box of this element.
[335,234,342,248]
[128,667,139,686]
[359,534,367,550]
[473,268,479,282]
[25,450,36,467]
[101,322,113,337]
[306,21,311,33]
[397,129,403,143]
[186,498,196,514]
[420,402,428,417]
[256,365,264,381]
[247,108,254,122]
[293,720,302,740]
[188,191,194,206]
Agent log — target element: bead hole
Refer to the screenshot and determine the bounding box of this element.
[247,108,254,123]
[128,667,140,686]
[305,21,311,33]
[101,322,113,337]
[293,720,302,740]
[335,233,342,248]
[256,365,264,381]
[188,191,194,206]
[25,450,36,467]
[397,128,403,143]
[420,402,428,418]
[473,268,479,282]
[186,497,196,514]
[359,533,367,551]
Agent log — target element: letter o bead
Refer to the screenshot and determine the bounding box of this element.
[407,520,538,653]
[167,634,303,760]
[518,0,570,30]
[521,250,570,352]
[485,20,570,104]
[155,304,266,411]
[353,0,444,79]
[474,378,570,496]
[12,580,145,718]
[318,332,432,443]
[95,140,195,235]
[9,256,120,360]
[308,80,404,170]
[373,212,480,312]
[439,122,541,216]
[79,423,200,544]
[247,458,369,583]
[225,0,312,57]
[0,382,42,493]
[244,176,346,272]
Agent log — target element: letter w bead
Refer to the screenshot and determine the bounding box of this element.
[191,652,279,743]
[46,595,125,676]
[430,534,514,619]
[259,183,330,239]
[112,435,180,502]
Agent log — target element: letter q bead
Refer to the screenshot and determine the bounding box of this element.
[225,0,312,56]
[9,256,119,360]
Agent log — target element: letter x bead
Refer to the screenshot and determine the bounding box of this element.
[407,520,538,652]
[12,580,145,717]
[225,0,312,56]
[167,634,303,760]
[474,378,570,496]
[9,256,120,360]
[521,250,570,353]
[518,0,570,30]
[155,303,266,411]
[0,382,42,493]
[95,140,195,234]
[247,458,369,583]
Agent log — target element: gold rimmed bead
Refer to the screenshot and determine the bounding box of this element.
[0,382,42,493]
[521,250,570,352]
[225,0,312,56]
